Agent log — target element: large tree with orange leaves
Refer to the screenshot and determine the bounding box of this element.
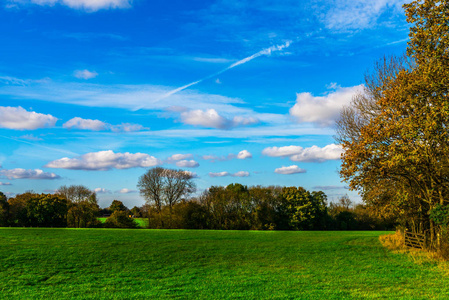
[337,0,449,242]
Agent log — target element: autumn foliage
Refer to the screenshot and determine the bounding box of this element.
[337,0,449,246]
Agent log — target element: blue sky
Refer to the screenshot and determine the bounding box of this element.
[0,0,409,208]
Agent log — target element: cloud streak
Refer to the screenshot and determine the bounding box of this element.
[9,0,132,12]
[0,134,78,156]
[138,41,292,108]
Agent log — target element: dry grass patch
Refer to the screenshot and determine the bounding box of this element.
[380,231,449,275]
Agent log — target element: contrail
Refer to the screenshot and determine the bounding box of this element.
[136,41,292,109]
[0,135,79,156]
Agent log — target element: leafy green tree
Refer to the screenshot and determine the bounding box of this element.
[249,186,285,230]
[281,187,327,230]
[130,206,142,217]
[199,184,251,230]
[8,192,34,226]
[109,200,128,213]
[0,192,8,227]
[26,194,68,227]
[201,186,227,229]
[224,183,252,229]
[174,200,210,229]
[67,201,101,228]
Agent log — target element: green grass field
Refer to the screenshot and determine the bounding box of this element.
[1,229,448,299]
[98,217,148,228]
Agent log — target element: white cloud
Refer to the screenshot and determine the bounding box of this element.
[289,85,364,127]
[180,109,259,130]
[0,168,61,179]
[63,117,107,131]
[209,171,250,177]
[232,171,250,177]
[0,182,12,186]
[118,188,137,194]
[175,160,199,168]
[237,150,252,159]
[289,144,343,162]
[262,145,303,157]
[274,165,306,175]
[180,109,228,129]
[167,154,194,162]
[263,144,343,163]
[0,106,57,130]
[45,150,161,171]
[94,187,111,194]
[63,117,146,132]
[74,69,98,79]
[209,171,230,177]
[10,0,132,12]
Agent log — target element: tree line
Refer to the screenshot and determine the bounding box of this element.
[140,183,394,231]
[0,168,394,230]
[0,186,139,229]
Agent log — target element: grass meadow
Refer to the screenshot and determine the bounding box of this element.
[1,229,449,299]
[98,217,148,228]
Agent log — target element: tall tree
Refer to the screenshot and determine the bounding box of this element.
[338,0,449,243]
[137,167,196,227]
[57,185,97,204]
[57,185,99,228]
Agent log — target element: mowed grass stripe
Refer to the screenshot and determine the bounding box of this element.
[97,217,148,228]
[0,229,447,299]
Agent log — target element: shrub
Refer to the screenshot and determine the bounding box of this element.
[379,231,404,250]
[104,211,139,228]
